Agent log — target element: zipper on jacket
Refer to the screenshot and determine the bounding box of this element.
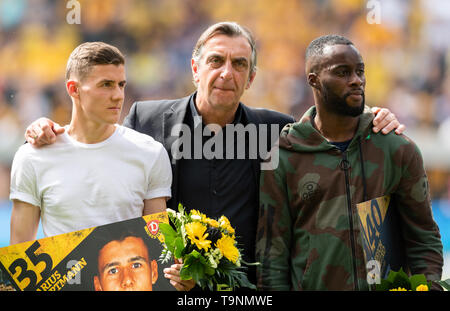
[340,151,359,290]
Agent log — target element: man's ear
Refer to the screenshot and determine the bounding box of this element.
[151,260,158,284]
[66,80,79,99]
[93,275,102,291]
[191,58,200,85]
[245,71,256,90]
[308,72,320,90]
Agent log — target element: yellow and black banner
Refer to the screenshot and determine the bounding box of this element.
[0,212,175,291]
[357,195,406,282]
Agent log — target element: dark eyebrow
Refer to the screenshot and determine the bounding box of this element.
[100,256,146,274]
[97,79,114,85]
[206,54,249,62]
[233,57,249,63]
[329,63,364,70]
[102,261,120,274]
[329,64,350,70]
[128,256,147,263]
[206,54,224,60]
[97,79,127,86]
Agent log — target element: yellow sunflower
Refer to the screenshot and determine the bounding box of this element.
[415,284,429,291]
[389,287,408,291]
[215,235,239,264]
[185,222,211,251]
[191,209,207,223]
[206,218,219,228]
[218,215,235,235]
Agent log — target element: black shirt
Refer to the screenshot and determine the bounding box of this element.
[330,139,352,152]
[177,96,258,284]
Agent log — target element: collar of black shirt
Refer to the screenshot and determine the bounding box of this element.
[188,93,244,130]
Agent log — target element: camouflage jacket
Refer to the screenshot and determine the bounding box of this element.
[256,106,443,290]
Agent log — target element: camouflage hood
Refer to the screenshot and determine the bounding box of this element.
[278,106,374,153]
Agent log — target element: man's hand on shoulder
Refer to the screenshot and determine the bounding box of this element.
[25,117,65,147]
[371,107,406,135]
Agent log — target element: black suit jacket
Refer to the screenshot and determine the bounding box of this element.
[123,93,295,210]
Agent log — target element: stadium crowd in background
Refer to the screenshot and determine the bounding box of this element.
[0,0,449,202]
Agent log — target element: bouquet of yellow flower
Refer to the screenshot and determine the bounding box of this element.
[159,204,257,290]
[375,268,450,291]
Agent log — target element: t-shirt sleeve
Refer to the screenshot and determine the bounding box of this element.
[9,147,41,207]
[145,144,172,200]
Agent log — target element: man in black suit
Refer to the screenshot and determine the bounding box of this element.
[25,22,404,290]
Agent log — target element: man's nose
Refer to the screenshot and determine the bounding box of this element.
[121,268,134,289]
[220,60,233,80]
[112,85,125,101]
[349,71,365,87]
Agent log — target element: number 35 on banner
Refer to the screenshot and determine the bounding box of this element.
[4,241,53,290]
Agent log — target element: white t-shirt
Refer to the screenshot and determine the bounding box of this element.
[10,125,172,237]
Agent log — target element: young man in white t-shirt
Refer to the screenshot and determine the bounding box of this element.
[10,41,172,241]
[9,42,194,290]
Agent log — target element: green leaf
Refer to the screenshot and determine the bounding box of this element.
[174,237,185,259]
[232,270,256,290]
[159,222,177,240]
[181,250,207,281]
[386,269,397,284]
[375,279,392,291]
[178,203,185,214]
[437,279,450,291]
[185,249,201,260]
[179,265,193,280]
[158,247,173,264]
[204,264,215,276]
[409,274,427,290]
[391,269,411,290]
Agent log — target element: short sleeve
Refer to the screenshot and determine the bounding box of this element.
[145,144,172,200]
[9,146,41,207]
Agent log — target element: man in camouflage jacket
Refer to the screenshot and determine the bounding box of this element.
[256,35,443,290]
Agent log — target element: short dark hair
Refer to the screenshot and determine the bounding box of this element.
[305,35,354,70]
[66,41,125,81]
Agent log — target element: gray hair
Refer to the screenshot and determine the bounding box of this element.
[192,22,257,85]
